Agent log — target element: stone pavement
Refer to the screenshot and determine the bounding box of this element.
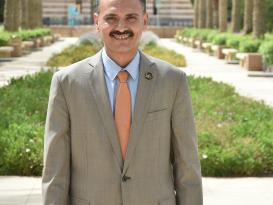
[0,37,78,87]
[0,176,273,205]
[159,38,273,107]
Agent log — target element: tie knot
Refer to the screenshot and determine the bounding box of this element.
[117,70,129,83]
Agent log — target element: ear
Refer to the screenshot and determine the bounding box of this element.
[93,13,99,32]
[143,13,149,30]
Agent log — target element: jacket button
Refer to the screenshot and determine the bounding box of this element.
[122,175,131,182]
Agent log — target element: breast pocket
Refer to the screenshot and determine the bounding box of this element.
[145,107,168,122]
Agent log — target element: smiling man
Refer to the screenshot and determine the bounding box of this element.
[42,0,203,205]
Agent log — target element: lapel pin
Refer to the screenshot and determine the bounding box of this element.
[145,72,153,80]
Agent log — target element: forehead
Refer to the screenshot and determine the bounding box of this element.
[99,0,143,14]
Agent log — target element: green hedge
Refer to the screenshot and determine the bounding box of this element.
[1,70,273,176]
[0,27,52,46]
[176,28,273,65]
[48,41,187,68]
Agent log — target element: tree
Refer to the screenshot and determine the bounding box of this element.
[194,0,199,27]
[198,0,206,28]
[213,0,219,28]
[206,0,213,28]
[21,0,29,29]
[26,0,42,29]
[253,0,266,38]
[3,0,22,32]
[231,0,241,32]
[219,0,228,32]
[243,0,253,34]
[0,0,4,23]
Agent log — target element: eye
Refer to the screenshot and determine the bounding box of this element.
[127,16,137,23]
[104,16,118,24]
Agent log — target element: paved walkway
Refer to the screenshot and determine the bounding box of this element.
[0,37,78,87]
[159,39,273,107]
[0,176,273,205]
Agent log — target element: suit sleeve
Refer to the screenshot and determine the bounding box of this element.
[170,71,203,205]
[42,72,70,205]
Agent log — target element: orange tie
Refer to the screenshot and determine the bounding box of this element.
[115,70,131,161]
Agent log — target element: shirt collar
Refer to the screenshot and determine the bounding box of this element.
[101,47,140,81]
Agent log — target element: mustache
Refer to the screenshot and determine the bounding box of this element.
[109,30,134,37]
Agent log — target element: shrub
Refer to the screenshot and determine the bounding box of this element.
[239,39,261,52]
[259,41,273,66]
[226,35,246,50]
[48,41,187,67]
[47,42,97,67]
[212,33,231,46]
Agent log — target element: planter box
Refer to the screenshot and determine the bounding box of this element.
[245,53,263,71]
[8,37,22,57]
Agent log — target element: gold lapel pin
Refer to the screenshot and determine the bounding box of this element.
[145,72,153,80]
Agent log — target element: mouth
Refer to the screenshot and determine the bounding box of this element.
[110,31,134,40]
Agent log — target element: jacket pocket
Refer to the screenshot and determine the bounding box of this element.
[146,107,168,122]
[70,196,90,205]
[159,196,176,205]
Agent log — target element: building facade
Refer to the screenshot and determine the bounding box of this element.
[42,0,194,26]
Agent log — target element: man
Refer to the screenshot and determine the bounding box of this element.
[42,0,203,204]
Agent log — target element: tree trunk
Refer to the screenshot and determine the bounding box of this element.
[253,0,265,38]
[231,0,241,32]
[213,0,219,28]
[219,0,228,32]
[194,0,199,27]
[21,0,29,29]
[4,0,21,32]
[243,0,253,34]
[198,0,206,28]
[206,0,213,28]
[27,0,42,29]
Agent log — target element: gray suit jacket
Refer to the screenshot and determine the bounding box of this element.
[42,50,203,205]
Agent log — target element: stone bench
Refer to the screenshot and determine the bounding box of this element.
[202,42,213,54]
[222,48,238,63]
[194,40,203,50]
[211,45,227,59]
[53,33,62,41]
[236,53,248,67]
[0,46,14,58]
[22,41,34,50]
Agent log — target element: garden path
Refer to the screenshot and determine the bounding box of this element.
[159,38,273,107]
[0,37,78,87]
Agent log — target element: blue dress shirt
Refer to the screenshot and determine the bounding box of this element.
[101,48,140,118]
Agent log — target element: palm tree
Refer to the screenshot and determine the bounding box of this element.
[21,0,29,29]
[219,0,228,32]
[253,0,265,38]
[231,0,241,32]
[4,0,21,32]
[194,0,199,27]
[27,0,42,29]
[243,0,253,34]
[213,0,219,28]
[206,0,213,28]
[198,0,206,28]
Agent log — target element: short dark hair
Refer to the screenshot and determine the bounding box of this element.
[95,0,146,13]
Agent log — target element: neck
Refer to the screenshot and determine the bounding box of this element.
[104,48,138,68]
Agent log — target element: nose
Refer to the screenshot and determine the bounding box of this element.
[115,20,127,31]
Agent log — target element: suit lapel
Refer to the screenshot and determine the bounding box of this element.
[87,52,123,173]
[122,52,157,175]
